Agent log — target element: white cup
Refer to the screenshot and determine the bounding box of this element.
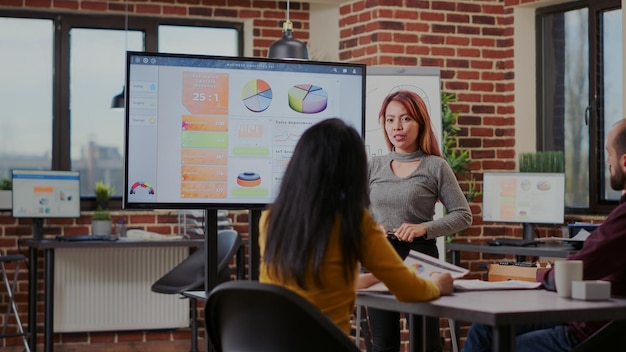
[554,260,583,298]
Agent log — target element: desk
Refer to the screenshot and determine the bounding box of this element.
[357,289,626,352]
[446,242,578,266]
[21,237,204,352]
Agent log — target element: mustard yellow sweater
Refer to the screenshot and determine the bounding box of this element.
[259,210,441,334]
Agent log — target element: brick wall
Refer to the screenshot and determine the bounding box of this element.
[1,0,309,58]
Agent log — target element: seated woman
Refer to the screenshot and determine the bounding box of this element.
[258,118,454,334]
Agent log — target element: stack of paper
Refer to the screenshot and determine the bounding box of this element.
[360,250,468,292]
[453,279,541,291]
[359,250,543,292]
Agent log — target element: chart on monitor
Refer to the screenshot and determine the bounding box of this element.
[122,52,366,209]
[482,172,565,240]
[12,169,81,239]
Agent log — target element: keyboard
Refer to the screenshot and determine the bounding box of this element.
[56,235,118,242]
[487,238,539,247]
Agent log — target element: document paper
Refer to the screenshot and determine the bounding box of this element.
[453,279,542,291]
[360,250,469,292]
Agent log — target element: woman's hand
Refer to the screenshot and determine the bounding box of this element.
[392,223,427,242]
[357,273,381,289]
[429,272,454,296]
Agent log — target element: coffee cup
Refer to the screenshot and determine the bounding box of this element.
[554,260,583,298]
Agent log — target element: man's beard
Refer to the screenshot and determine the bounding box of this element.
[610,165,625,191]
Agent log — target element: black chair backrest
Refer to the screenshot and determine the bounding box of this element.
[571,319,626,352]
[205,280,360,352]
[151,229,241,294]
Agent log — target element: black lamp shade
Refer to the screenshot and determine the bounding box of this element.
[268,29,309,60]
[111,86,125,109]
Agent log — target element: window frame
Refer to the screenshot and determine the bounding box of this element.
[0,9,243,210]
[535,0,621,215]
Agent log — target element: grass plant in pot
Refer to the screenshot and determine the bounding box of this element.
[0,177,12,209]
[92,181,114,235]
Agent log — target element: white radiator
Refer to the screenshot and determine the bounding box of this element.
[54,247,190,332]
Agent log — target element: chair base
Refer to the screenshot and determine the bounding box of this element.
[190,297,199,352]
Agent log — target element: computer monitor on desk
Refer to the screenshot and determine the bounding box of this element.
[482,172,565,241]
[11,169,81,239]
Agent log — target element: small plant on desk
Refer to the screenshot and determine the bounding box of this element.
[92,181,114,235]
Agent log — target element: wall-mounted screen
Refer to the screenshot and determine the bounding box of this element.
[482,172,565,239]
[123,51,366,209]
[12,169,81,219]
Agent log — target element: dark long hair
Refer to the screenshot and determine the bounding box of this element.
[262,118,369,288]
[378,90,442,156]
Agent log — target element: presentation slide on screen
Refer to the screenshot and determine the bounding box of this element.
[482,173,565,224]
[12,170,80,218]
[125,56,364,206]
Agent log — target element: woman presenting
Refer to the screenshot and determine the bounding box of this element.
[365,90,472,352]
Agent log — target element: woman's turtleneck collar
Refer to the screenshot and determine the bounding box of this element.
[390,150,425,162]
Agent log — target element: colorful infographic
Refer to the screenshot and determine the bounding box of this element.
[288,84,328,114]
[182,71,229,115]
[242,79,273,112]
[129,181,155,195]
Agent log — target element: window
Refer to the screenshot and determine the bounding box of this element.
[0,17,53,173]
[537,0,622,214]
[0,11,242,204]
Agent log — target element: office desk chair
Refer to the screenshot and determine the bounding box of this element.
[571,319,626,352]
[205,280,361,352]
[1,254,30,352]
[151,229,241,352]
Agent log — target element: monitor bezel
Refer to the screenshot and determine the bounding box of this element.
[122,51,367,210]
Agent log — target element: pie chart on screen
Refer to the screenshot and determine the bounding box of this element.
[288,84,328,114]
[242,79,273,112]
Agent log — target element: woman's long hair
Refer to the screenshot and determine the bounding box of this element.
[263,118,369,288]
[378,90,442,156]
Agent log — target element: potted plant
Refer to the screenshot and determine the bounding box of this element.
[0,177,11,209]
[92,181,114,235]
[518,151,565,173]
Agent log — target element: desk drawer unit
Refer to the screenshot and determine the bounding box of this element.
[53,247,189,332]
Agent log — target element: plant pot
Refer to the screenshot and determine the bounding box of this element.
[0,190,12,209]
[92,220,112,236]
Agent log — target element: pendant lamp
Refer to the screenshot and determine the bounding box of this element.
[267,1,308,60]
[111,86,125,109]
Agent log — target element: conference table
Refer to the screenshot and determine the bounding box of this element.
[356,289,626,352]
[21,237,205,352]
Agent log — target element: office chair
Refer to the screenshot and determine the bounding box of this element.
[1,254,30,352]
[151,229,241,352]
[571,319,626,352]
[205,280,361,352]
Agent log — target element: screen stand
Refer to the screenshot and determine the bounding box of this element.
[204,209,219,295]
[522,223,535,241]
[32,218,45,240]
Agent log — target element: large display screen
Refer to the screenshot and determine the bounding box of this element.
[123,52,366,209]
[12,169,81,218]
[482,172,565,225]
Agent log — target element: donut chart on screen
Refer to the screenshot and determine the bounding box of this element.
[236,171,261,187]
[288,84,328,114]
[129,181,155,195]
[242,79,273,112]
